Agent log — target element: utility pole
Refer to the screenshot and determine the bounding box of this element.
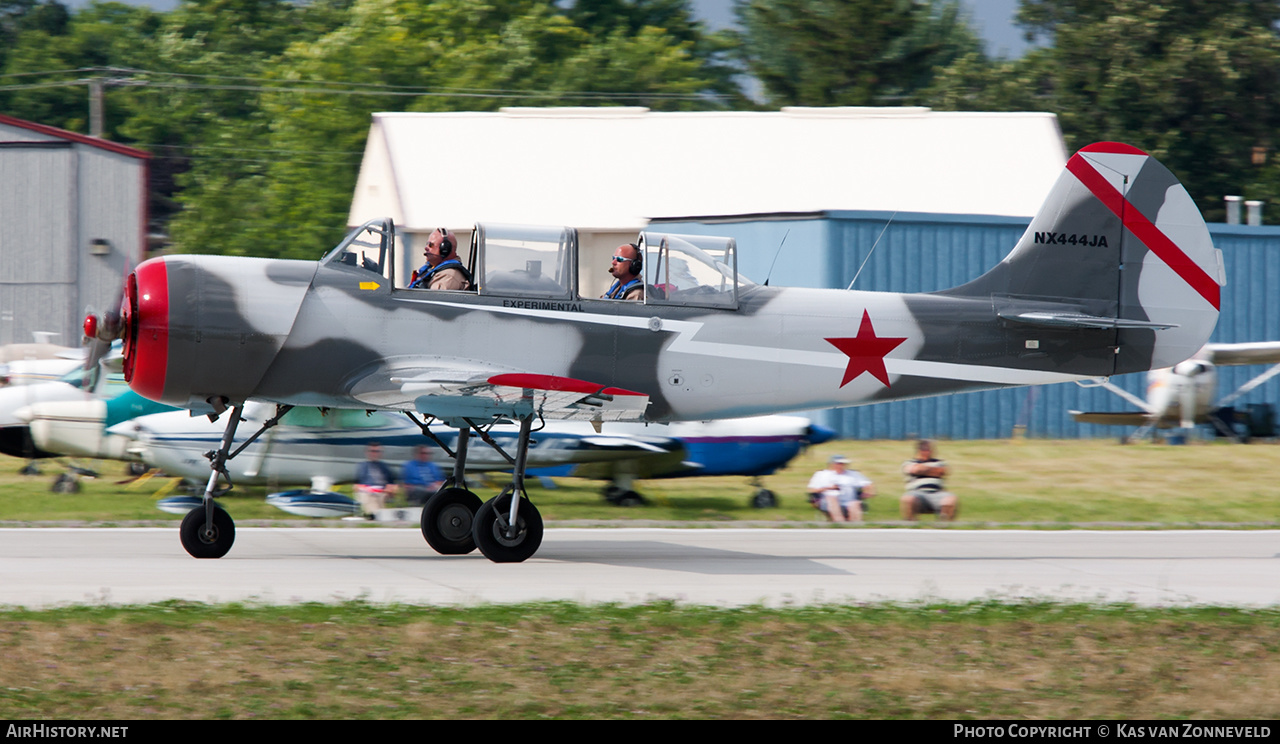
[88,76,104,138]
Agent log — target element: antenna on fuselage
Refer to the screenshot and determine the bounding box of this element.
[847,211,897,290]
[762,230,789,287]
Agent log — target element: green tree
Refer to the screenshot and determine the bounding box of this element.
[134,0,355,255]
[170,0,737,258]
[731,0,984,106]
[1,0,737,256]
[924,0,1280,222]
[0,3,160,136]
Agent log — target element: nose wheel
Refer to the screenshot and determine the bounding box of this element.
[179,505,236,559]
[421,487,482,554]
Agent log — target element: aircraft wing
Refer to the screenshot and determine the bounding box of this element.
[347,363,649,423]
[1068,410,1153,426]
[1205,342,1280,367]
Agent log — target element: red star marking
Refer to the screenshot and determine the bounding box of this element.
[825,310,908,388]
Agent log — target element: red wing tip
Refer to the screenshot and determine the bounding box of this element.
[1078,142,1148,156]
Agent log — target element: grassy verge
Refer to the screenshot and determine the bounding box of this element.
[4,438,1279,526]
[0,600,1277,719]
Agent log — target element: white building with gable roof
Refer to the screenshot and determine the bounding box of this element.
[348,106,1066,296]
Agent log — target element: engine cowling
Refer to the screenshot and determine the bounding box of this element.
[122,255,316,411]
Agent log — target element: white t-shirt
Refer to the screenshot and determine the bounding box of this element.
[807,468,872,508]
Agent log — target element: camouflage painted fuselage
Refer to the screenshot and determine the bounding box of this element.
[121,144,1222,424]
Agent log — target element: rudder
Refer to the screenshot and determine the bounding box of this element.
[944,142,1222,375]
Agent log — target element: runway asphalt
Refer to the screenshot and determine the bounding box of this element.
[1,526,1277,609]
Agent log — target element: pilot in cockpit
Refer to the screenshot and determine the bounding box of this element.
[602,243,644,300]
[409,228,472,290]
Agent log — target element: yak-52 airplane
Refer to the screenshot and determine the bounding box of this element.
[84,143,1223,562]
[1069,341,1280,440]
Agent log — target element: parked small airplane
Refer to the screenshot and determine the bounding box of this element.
[0,365,112,460]
[25,392,826,509]
[0,358,85,388]
[0,345,165,462]
[109,403,684,489]
[534,415,837,507]
[0,334,86,388]
[1069,341,1280,439]
[86,143,1223,561]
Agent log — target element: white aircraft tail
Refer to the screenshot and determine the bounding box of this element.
[945,142,1222,376]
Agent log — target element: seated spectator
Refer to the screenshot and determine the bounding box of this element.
[901,439,958,521]
[354,442,398,518]
[807,454,874,522]
[402,445,445,505]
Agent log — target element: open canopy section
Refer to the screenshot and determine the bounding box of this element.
[639,232,745,309]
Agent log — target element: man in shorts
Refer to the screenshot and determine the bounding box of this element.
[807,454,874,522]
[901,439,958,521]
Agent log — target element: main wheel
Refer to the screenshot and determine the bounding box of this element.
[179,505,235,559]
[615,490,646,507]
[473,493,543,563]
[421,487,482,555]
[751,489,778,509]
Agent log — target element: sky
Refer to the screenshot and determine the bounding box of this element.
[62,0,1033,59]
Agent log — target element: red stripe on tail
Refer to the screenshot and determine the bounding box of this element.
[1066,154,1220,310]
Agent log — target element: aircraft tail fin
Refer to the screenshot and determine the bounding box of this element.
[945,142,1222,375]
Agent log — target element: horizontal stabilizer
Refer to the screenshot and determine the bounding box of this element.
[1000,311,1178,331]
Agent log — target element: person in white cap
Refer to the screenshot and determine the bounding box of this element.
[807,454,875,522]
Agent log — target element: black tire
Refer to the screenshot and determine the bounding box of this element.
[473,493,543,563]
[751,489,778,509]
[602,484,625,504]
[421,487,482,555]
[179,505,236,559]
[50,473,80,494]
[615,491,646,507]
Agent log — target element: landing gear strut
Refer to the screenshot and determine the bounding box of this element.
[470,415,544,563]
[177,403,292,559]
[420,426,481,554]
[179,405,242,559]
[412,415,545,561]
[407,416,485,555]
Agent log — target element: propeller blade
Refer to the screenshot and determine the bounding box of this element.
[82,255,135,378]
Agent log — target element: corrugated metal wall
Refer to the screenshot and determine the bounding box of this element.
[1205,224,1280,426]
[75,148,144,325]
[653,213,1280,439]
[0,129,142,348]
[0,143,77,346]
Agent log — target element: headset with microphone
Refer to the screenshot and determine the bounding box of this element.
[434,227,455,259]
[620,242,642,276]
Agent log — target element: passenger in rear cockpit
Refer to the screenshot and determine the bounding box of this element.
[602,243,643,300]
[409,228,472,290]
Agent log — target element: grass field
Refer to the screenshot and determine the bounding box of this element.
[3,440,1278,719]
[4,437,1279,525]
[0,601,1277,719]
